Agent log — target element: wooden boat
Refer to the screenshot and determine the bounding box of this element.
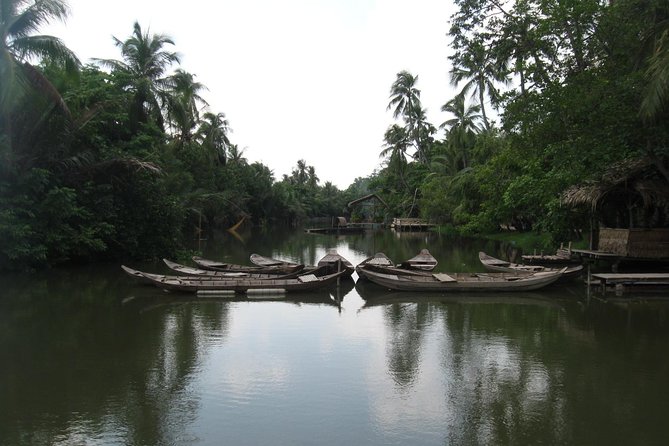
[398,249,438,271]
[317,249,355,277]
[122,265,314,285]
[123,266,347,293]
[165,259,278,277]
[357,261,436,280]
[249,253,300,268]
[250,251,354,278]
[521,246,579,265]
[355,253,394,278]
[360,267,566,292]
[478,252,583,280]
[192,256,304,274]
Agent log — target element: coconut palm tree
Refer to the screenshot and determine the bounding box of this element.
[165,68,208,144]
[1,0,79,165]
[226,144,246,165]
[449,38,509,130]
[387,70,421,120]
[0,0,78,110]
[380,123,410,190]
[387,71,434,164]
[440,93,483,170]
[96,21,180,131]
[640,5,669,122]
[196,111,231,165]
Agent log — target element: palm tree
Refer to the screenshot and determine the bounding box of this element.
[387,70,421,120]
[640,6,669,122]
[226,144,246,164]
[1,0,79,162]
[196,111,231,165]
[165,69,208,144]
[387,71,433,164]
[440,93,483,170]
[380,123,410,190]
[407,103,436,163]
[96,21,180,131]
[449,38,509,130]
[1,0,79,109]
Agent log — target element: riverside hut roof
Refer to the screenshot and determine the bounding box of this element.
[347,193,388,208]
[561,157,669,210]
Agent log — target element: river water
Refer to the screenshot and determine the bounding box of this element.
[1,228,669,445]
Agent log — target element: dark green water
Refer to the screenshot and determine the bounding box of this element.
[2,228,669,445]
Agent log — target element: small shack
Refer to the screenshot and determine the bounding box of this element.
[562,157,669,263]
[347,193,388,224]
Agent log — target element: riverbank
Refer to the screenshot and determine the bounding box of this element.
[433,225,586,252]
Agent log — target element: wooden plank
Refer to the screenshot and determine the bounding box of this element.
[432,273,456,283]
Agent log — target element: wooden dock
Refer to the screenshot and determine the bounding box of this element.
[391,218,435,232]
[590,273,669,294]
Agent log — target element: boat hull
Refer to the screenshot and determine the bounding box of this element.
[361,268,564,292]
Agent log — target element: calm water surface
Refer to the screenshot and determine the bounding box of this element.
[2,228,669,445]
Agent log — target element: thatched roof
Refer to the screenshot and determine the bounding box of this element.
[561,157,669,210]
[347,193,388,208]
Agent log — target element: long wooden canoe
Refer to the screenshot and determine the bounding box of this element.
[249,253,300,268]
[355,253,394,278]
[356,262,435,280]
[398,249,438,271]
[250,251,354,278]
[360,267,565,292]
[192,256,304,274]
[122,265,317,285]
[165,259,270,277]
[124,266,347,293]
[479,252,583,280]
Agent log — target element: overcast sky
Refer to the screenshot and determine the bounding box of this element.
[45,0,458,189]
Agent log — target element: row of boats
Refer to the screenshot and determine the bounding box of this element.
[122,249,583,295]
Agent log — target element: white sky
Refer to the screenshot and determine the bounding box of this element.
[45,0,458,189]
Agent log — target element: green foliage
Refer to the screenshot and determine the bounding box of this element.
[0,169,111,270]
[0,18,355,271]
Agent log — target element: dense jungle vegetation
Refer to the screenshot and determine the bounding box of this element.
[1,0,668,270]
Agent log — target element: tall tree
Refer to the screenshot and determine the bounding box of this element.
[449,38,508,130]
[380,123,410,190]
[387,71,432,163]
[96,21,179,131]
[0,0,79,166]
[165,68,208,144]
[440,93,482,170]
[196,111,231,165]
[640,1,669,122]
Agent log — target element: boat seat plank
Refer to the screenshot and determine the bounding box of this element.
[298,274,319,283]
[433,273,456,283]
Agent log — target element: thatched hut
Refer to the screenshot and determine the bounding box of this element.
[562,157,669,258]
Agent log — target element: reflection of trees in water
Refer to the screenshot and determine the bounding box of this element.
[383,302,436,390]
[0,270,231,445]
[439,303,569,445]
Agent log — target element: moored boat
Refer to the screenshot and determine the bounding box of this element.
[123,266,347,293]
[317,249,355,277]
[479,252,583,280]
[192,256,304,274]
[398,249,438,271]
[164,258,304,278]
[360,267,566,292]
[355,253,394,278]
[249,253,300,268]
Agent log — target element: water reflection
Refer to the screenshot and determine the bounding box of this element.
[1,229,669,445]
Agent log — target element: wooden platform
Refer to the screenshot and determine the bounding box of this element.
[391,218,435,232]
[572,249,622,260]
[304,226,364,234]
[590,273,669,294]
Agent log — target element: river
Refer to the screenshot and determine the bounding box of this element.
[1,228,669,445]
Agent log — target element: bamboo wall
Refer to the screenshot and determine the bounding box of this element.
[598,228,669,258]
